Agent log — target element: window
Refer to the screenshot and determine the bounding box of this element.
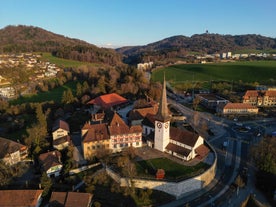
[136,142,139,146]
[114,144,117,148]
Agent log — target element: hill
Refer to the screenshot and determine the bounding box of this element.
[0,25,122,65]
[116,33,276,64]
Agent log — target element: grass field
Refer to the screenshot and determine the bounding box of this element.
[10,81,77,105]
[39,53,103,68]
[136,157,209,181]
[152,61,276,84]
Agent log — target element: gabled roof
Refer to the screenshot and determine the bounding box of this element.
[170,127,199,147]
[108,112,142,135]
[128,106,158,121]
[243,90,264,98]
[108,112,130,135]
[65,192,93,207]
[0,190,43,207]
[49,191,66,206]
[39,150,62,172]
[52,119,70,132]
[49,192,93,207]
[0,137,27,159]
[87,93,128,109]
[83,123,109,143]
[224,103,258,109]
[166,143,191,157]
[265,90,276,97]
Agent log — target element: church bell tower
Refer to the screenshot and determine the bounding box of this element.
[154,75,170,152]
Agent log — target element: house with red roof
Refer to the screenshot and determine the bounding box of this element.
[87,93,128,110]
[81,111,142,159]
[128,104,158,126]
[220,103,259,115]
[0,137,28,165]
[243,89,276,107]
[52,119,71,150]
[49,191,93,207]
[38,150,62,177]
[0,190,43,207]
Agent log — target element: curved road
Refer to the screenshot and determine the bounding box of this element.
[162,99,272,207]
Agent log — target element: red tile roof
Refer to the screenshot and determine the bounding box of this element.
[0,137,28,159]
[39,150,62,172]
[65,192,93,207]
[49,191,66,206]
[195,144,210,159]
[166,143,191,157]
[224,103,257,109]
[52,119,70,132]
[49,192,93,207]
[128,106,158,121]
[83,123,109,143]
[170,127,199,147]
[108,113,131,135]
[0,190,43,207]
[243,90,259,98]
[265,90,276,97]
[87,93,128,109]
[109,112,142,135]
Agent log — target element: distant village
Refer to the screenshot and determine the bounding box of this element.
[137,51,276,70]
[0,53,61,98]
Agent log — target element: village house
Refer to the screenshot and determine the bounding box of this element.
[128,100,158,126]
[87,92,128,111]
[82,111,142,160]
[52,119,71,150]
[49,191,93,207]
[0,190,43,207]
[82,123,110,160]
[38,150,63,177]
[219,102,259,115]
[243,89,276,107]
[0,137,28,165]
[195,93,229,111]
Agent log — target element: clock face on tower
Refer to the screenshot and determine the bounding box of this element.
[157,122,162,129]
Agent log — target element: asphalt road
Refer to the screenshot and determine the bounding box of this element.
[164,98,273,207]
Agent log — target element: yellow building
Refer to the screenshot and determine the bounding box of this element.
[82,123,110,160]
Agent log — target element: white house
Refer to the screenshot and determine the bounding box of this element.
[38,150,63,177]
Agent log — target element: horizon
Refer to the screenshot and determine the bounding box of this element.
[0,0,276,48]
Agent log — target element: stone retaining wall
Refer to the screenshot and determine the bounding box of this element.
[106,153,217,199]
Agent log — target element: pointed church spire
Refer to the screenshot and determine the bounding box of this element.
[155,73,170,122]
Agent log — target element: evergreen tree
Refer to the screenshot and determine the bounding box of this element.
[62,89,75,104]
[76,82,82,97]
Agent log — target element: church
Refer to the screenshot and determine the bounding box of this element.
[146,76,209,161]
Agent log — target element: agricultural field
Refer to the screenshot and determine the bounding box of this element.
[10,81,77,105]
[152,61,276,85]
[39,53,103,68]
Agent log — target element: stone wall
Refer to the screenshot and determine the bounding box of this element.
[106,142,217,199]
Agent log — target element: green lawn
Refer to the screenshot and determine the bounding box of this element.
[10,81,77,105]
[136,157,209,181]
[152,61,276,84]
[39,53,103,68]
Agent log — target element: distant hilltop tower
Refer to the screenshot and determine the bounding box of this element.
[154,75,171,152]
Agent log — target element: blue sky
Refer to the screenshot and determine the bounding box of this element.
[0,0,275,47]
